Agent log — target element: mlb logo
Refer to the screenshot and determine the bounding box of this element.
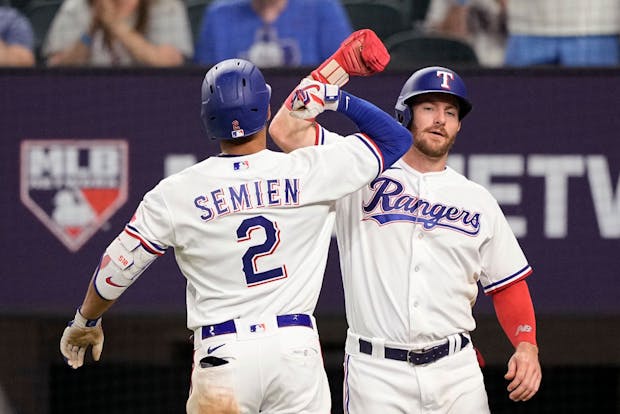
[231,129,245,139]
[20,139,129,252]
[250,323,266,333]
[234,160,249,171]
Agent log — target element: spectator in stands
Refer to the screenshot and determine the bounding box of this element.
[423,0,507,67]
[42,0,193,66]
[504,0,620,66]
[0,5,35,66]
[194,0,352,68]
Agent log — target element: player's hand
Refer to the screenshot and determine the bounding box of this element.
[60,309,104,369]
[504,342,541,401]
[289,78,339,120]
[311,29,390,86]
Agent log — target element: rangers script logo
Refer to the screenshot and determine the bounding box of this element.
[20,140,129,252]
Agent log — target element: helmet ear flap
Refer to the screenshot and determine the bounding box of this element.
[394,97,412,129]
[200,102,214,140]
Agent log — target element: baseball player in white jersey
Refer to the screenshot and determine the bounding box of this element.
[270,66,542,413]
[58,57,411,413]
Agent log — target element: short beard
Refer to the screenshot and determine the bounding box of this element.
[413,133,456,158]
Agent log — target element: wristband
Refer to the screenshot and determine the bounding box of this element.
[71,307,101,328]
[80,33,92,47]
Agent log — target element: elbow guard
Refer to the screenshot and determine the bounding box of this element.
[93,230,159,300]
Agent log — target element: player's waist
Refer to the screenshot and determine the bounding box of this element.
[345,329,471,365]
[194,314,316,346]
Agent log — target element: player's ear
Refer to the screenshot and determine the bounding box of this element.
[266,105,272,121]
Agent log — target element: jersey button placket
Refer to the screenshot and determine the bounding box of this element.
[409,173,423,336]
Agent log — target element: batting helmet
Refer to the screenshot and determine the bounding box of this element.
[201,59,271,140]
[394,66,472,128]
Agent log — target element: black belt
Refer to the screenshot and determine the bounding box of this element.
[359,333,470,365]
[202,314,313,339]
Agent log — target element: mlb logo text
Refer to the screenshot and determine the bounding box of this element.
[234,160,249,170]
[250,323,266,333]
[20,140,129,252]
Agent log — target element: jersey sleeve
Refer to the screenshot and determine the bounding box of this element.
[479,201,532,294]
[285,126,384,203]
[123,184,172,255]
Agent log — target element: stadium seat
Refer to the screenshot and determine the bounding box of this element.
[24,0,62,63]
[342,0,409,41]
[385,31,479,69]
[186,0,211,47]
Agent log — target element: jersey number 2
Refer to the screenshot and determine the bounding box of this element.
[236,215,287,286]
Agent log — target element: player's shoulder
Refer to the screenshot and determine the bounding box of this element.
[445,167,497,200]
[154,157,209,187]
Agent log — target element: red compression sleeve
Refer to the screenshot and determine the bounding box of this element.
[492,280,537,348]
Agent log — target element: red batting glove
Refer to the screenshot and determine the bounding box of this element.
[311,29,390,86]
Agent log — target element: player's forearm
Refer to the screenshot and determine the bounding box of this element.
[336,91,412,167]
[79,280,116,319]
[269,103,317,152]
[109,22,183,66]
[492,280,537,348]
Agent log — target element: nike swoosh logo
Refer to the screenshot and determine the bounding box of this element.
[207,344,226,354]
[105,277,128,287]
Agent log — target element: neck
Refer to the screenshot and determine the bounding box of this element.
[219,133,267,156]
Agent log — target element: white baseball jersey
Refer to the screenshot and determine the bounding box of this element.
[320,141,532,348]
[125,131,383,331]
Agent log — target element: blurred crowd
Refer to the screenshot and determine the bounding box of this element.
[1,0,619,68]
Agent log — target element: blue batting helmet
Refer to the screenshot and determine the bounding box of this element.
[394,66,472,128]
[201,59,272,140]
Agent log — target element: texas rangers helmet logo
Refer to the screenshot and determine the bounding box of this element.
[20,140,129,252]
[436,70,455,90]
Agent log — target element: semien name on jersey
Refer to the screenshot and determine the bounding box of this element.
[193,178,300,221]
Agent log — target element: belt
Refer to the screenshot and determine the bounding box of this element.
[201,314,313,339]
[359,333,470,365]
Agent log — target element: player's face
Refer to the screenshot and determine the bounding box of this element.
[410,94,461,158]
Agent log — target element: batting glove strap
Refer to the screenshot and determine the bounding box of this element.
[71,307,102,328]
[289,79,340,120]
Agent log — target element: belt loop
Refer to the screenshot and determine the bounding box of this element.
[448,335,455,355]
[370,337,385,359]
[448,333,462,355]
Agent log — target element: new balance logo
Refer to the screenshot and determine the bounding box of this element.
[515,324,532,336]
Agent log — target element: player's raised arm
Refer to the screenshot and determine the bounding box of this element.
[269,28,391,153]
[271,78,411,170]
[269,87,318,152]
